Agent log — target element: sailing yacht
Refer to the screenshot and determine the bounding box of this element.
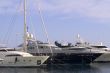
[0,0,49,67]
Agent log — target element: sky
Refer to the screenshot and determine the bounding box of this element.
[0,0,110,47]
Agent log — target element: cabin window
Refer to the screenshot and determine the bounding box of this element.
[92,46,107,48]
[28,46,35,49]
[6,54,21,57]
[23,60,25,62]
[39,46,43,48]
[37,60,41,65]
[7,49,15,51]
[0,49,7,52]
[29,60,31,62]
[0,60,3,62]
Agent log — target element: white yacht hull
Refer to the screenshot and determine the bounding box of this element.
[0,56,49,67]
[94,52,110,62]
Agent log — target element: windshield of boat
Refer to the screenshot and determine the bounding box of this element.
[91,46,107,48]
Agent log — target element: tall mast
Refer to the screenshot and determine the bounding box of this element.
[23,0,27,52]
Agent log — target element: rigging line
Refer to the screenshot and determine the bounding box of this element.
[28,12,40,54]
[27,9,36,40]
[2,22,11,44]
[6,15,17,46]
[2,14,16,46]
[36,0,53,55]
[1,14,15,44]
[2,0,23,47]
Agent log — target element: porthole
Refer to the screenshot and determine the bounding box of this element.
[37,60,41,65]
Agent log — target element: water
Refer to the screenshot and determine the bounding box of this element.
[0,63,110,73]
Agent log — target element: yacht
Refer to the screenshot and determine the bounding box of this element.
[24,33,110,65]
[54,39,110,63]
[0,48,49,67]
[24,34,109,65]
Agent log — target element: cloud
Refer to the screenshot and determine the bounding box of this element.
[33,0,110,21]
[1,0,110,21]
[0,0,22,14]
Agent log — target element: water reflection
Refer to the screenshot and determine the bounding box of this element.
[45,64,100,73]
[0,63,110,73]
[0,67,46,73]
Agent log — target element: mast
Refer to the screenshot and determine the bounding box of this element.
[23,0,27,52]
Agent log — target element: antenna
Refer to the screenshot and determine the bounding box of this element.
[77,34,81,42]
[77,34,80,40]
[76,34,84,43]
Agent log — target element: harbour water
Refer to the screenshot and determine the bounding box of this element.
[0,63,110,73]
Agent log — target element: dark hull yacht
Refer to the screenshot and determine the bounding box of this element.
[45,53,102,64]
[26,40,105,65]
[18,33,108,65]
